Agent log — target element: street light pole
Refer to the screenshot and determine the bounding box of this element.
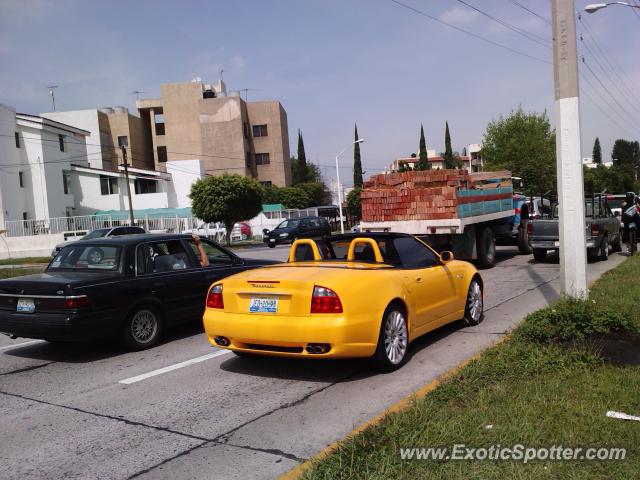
[585,2,640,13]
[335,139,365,234]
[121,145,136,227]
[552,0,587,297]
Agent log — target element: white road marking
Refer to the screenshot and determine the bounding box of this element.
[118,349,232,385]
[0,340,45,351]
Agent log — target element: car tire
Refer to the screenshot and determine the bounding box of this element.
[517,223,532,255]
[121,306,162,350]
[611,232,622,252]
[463,277,484,326]
[599,235,609,261]
[87,247,104,264]
[533,249,547,262]
[268,244,276,249]
[372,304,409,372]
[476,226,496,269]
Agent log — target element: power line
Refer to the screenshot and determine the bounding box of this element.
[578,35,640,116]
[506,0,552,25]
[577,13,640,107]
[580,56,639,126]
[389,0,551,64]
[455,0,552,48]
[579,71,638,138]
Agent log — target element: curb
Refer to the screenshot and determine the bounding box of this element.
[278,335,510,480]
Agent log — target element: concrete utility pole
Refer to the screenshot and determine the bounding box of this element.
[552,0,587,297]
[121,145,135,227]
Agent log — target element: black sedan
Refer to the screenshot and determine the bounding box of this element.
[263,216,331,248]
[0,234,279,350]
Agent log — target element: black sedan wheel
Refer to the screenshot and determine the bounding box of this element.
[122,307,162,350]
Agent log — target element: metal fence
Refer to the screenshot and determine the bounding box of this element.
[2,214,200,239]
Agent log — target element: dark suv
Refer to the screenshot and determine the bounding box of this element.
[263,216,331,248]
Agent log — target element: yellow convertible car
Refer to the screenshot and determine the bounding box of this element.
[203,233,483,371]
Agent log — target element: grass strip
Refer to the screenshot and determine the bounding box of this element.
[302,255,640,479]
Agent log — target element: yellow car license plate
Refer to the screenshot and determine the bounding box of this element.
[249,297,278,313]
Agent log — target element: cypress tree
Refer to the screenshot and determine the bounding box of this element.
[294,130,308,183]
[416,124,430,170]
[353,124,363,188]
[592,137,602,164]
[444,121,455,169]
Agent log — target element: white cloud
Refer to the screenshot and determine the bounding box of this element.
[439,6,479,26]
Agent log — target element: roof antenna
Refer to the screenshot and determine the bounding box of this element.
[130,90,147,101]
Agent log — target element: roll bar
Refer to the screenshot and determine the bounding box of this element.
[346,237,384,263]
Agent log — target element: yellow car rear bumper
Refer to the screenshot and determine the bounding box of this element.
[203,310,378,358]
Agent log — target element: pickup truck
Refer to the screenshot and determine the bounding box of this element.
[528,196,622,262]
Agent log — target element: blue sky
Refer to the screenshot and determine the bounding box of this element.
[1,0,638,185]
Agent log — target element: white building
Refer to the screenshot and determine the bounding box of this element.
[583,156,613,169]
[0,104,90,227]
[386,144,483,173]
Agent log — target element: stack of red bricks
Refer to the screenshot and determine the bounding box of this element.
[361,169,471,222]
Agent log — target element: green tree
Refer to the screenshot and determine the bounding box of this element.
[481,107,556,196]
[592,137,602,164]
[292,130,309,184]
[261,184,281,204]
[279,186,311,209]
[611,139,640,180]
[443,121,456,169]
[189,174,263,245]
[347,187,362,218]
[397,160,412,173]
[296,182,326,206]
[415,124,430,171]
[353,124,363,188]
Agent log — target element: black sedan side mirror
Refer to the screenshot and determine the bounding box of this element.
[263,229,270,235]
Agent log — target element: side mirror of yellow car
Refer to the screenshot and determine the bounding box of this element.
[440,251,454,264]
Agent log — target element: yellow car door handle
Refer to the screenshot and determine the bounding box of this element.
[416,277,423,283]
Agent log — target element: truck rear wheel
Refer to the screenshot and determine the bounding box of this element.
[517,223,532,255]
[476,226,496,269]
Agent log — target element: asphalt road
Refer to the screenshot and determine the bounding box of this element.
[0,246,628,480]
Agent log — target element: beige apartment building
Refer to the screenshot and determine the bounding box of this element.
[136,80,291,186]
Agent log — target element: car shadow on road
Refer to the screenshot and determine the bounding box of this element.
[217,320,467,382]
[3,321,206,363]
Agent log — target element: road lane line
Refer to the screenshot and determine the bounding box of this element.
[0,340,45,351]
[119,349,232,385]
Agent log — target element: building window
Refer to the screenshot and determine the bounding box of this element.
[15,132,20,148]
[100,175,119,195]
[63,171,70,194]
[118,135,128,147]
[134,179,157,194]
[243,122,249,139]
[157,146,168,163]
[154,112,165,135]
[19,171,24,188]
[252,124,268,137]
[260,181,272,187]
[245,152,252,168]
[58,134,65,152]
[22,212,28,221]
[255,153,270,165]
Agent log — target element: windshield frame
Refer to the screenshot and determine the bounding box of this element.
[81,228,112,240]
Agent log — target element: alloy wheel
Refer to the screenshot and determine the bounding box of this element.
[468,280,483,323]
[384,310,408,365]
[130,309,158,344]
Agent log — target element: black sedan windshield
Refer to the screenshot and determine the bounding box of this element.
[276,219,299,229]
[49,244,122,271]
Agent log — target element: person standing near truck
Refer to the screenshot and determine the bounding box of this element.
[622,194,639,254]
